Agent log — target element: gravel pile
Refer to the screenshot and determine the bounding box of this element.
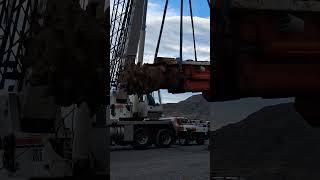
[211,103,320,180]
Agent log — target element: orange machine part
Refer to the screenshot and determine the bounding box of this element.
[182,63,210,92]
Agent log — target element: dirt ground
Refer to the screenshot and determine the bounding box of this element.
[111,143,209,180]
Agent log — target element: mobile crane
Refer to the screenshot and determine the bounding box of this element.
[0,0,109,179]
[109,0,212,149]
[109,0,180,149]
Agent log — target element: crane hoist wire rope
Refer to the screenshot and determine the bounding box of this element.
[154,0,198,64]
[189,0,197,62]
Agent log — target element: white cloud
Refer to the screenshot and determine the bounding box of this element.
[143,2,210,64]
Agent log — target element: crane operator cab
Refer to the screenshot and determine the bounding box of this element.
[145,92,163,120]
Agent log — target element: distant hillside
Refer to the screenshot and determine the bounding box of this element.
[163,95,293,130]
[163,95,211,121]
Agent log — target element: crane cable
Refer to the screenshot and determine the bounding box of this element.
[179,0,183,70]
[155,0,198,62]
[154,0,169,62]
[189,0,197,61]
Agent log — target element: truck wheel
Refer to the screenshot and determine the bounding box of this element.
[196,138,205,145]
[178,137,189,146]
[132,128,151,149]
[155,129,174,148]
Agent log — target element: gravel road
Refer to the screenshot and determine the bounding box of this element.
[111,142,210,180]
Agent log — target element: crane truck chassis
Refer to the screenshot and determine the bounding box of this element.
[175,119,209,146]
[109,120,176,149]
[109,89,180,149]
[108,98,177,149]
[109,106,209,149]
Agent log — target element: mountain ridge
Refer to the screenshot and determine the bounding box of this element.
[163,95,294,130]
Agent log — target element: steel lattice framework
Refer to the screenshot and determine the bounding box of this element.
[0,0,42,90]
[0,0,100,91]
[110,0,133,89]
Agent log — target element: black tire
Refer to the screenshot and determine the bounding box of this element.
[132,128,151,149]
[178,137,189,146]
[196,138,205,145]
[155,129,174,148]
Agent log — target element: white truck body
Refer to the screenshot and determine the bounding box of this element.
[159,117,209,145]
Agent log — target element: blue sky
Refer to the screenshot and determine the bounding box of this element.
[148,0,210,18]
[145,0,210,103]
